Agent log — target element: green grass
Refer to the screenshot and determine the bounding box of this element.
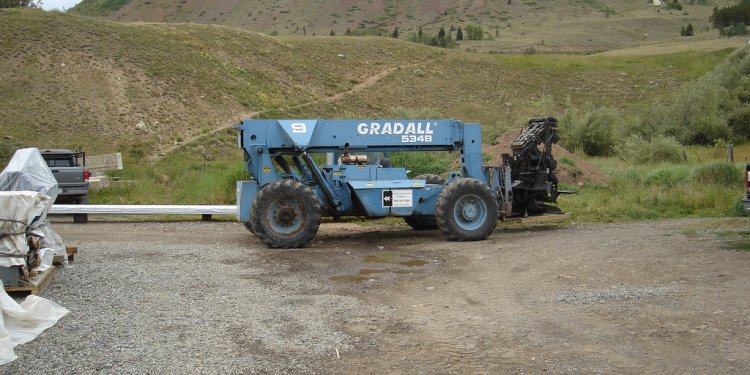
[717,230,750,251]
[559,156,747,222]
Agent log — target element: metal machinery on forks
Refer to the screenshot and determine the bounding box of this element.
[235,118,561,248]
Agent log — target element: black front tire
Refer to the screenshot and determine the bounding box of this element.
[250,180,321,248]
[435,178,498,241]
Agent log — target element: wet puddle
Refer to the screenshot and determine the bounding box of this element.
[330,253,430,282]
[329,275,370,283]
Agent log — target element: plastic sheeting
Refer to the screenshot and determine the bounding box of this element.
[0,280,69,365]
[36,224,65,258]
[0,148,59,226]
[0,192,50,268]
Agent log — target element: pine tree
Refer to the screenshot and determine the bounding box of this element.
[330,30,335,36]
[686,23,694,36]
[345,28,351,36]
[681,25,686,36]
[418,26,423,39]
[456,27,463,41]
[438,27,446,40]
[0,0,40,8]
[392,26,399,39]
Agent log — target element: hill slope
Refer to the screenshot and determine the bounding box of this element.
[70,0,731,51]
[0,8,733,161]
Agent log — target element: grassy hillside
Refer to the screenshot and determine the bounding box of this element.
[1,9,732,159]
[1,9,745,217]
[0,8,441,158]
[69,0,736,52]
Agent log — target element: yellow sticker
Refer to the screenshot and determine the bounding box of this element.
[366,183,374,187]
[263,167,271,173]
[358,166,365,169]
[333,171,342,176]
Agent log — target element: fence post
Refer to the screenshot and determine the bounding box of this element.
[727,144,734,162]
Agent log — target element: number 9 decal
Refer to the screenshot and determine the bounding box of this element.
[291,123,307,133]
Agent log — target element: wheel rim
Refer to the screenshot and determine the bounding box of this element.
[266,197,306,235]
[452,194,487,231]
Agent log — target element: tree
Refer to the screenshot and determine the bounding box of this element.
[430,37,438,46]
[330,30,335,36]
[465,25,484,40]
[418,26,423,38]
[680,25,686,36]
[456,26,463,41]
[438,27,446,40]
[391,26,399,39]
[666,0,682,11]
[686,23,694,36]
[0,0,40,7]
[345,28,351,35]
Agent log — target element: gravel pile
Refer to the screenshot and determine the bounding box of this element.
[555,287,671,305]
[4,231,389,373]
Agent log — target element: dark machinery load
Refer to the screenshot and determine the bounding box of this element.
[502,116,562,217]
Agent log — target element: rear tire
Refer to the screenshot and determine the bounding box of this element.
[242,222,255,234]
[404,174,446,230]
[435,178,497,241]
[250,180,321,248]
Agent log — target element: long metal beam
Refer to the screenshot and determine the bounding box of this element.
[49,205,236,215]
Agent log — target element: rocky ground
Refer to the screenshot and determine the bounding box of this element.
[4,217,749,373]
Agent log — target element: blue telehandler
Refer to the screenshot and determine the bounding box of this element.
[235,117,560,248]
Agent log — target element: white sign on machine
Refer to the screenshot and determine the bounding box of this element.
[382,189,413,208]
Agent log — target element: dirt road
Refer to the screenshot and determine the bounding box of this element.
[8,217,750,373]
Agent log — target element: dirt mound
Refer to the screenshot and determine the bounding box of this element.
[483,130,609,186]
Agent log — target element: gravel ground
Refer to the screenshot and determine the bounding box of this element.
[2,217,750,373]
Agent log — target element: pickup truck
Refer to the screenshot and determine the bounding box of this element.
[745,163,750,212]
[41,149,89,223]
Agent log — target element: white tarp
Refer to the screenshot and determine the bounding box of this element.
[0,281,69,365]
[0,148,59,226]
[0,192,50,267]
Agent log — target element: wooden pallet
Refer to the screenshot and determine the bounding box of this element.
[53,246,78,265]
[4,266,56,296]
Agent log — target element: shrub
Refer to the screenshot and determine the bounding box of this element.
[615,134,684,164]
[635,47,750,145]
[659,75,734,144]
[691,162,740,186]
[728,105,750,139]
[560,105,621,156]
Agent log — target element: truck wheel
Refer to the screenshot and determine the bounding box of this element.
[435,178,498,241]
[404,174,446,230]
[250,180,321,248]
[73,197,88,224]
